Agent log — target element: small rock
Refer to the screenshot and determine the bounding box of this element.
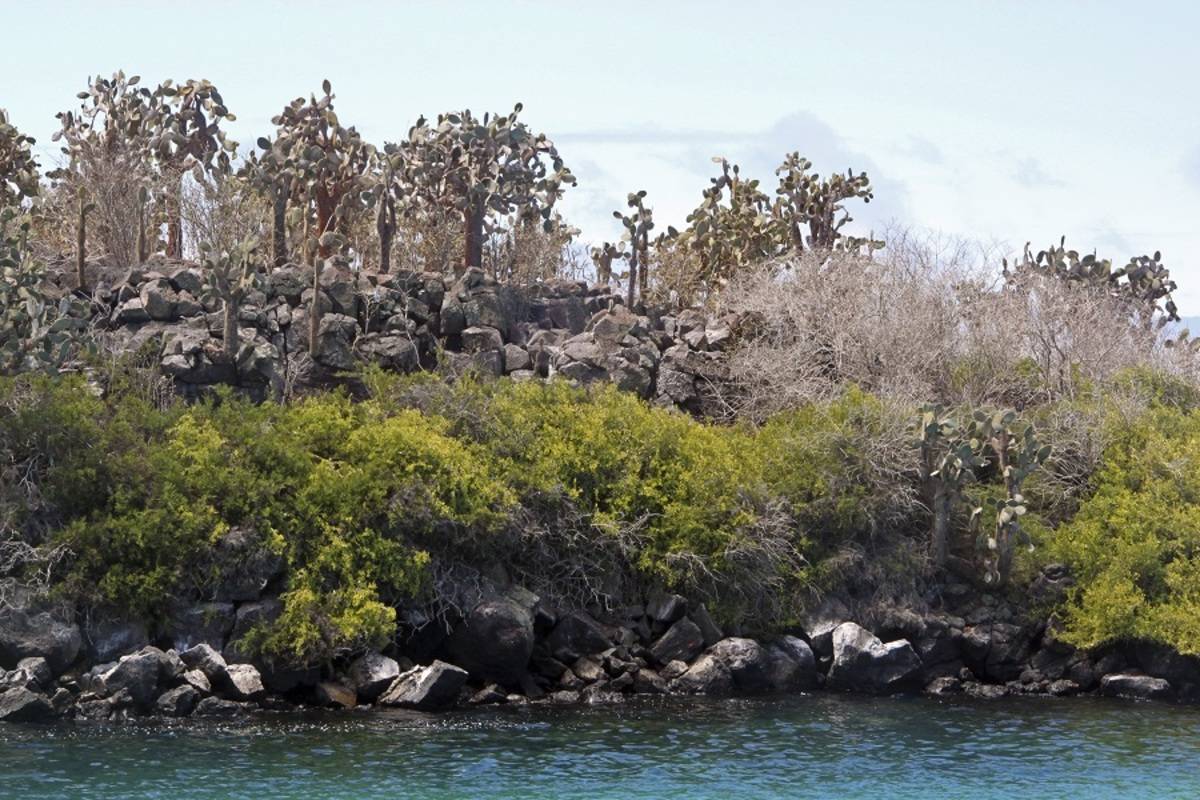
[469,684,507,705]
[314,681,357,709]
[1047,679,1080,697]
[193,696,245,718]
[924,676,962,696]
[660,660,689,681]
[571,656,605,684]
[633,668,667,694]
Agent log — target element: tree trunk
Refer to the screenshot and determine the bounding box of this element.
[223,294,239,360]
[272,189,288,267]
[461,197,485,276]
[136,201,147,265]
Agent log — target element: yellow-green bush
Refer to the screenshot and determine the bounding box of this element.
[1050,403,1200,654]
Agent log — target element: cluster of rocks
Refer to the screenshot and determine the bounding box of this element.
[3,563,1198,723]
[76,259,735,411]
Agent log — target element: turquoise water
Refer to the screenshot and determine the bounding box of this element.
[2,694,1198,799]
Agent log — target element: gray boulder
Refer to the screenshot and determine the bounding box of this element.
[445,598,535,686]
[668,653,734,695]
[802,598,850,661]
[346,652,401,701]
[155,685,199,717]
[1100,672,1173,701]
[650,618,704,665]
[224,663,266,701]
[0,687,55,722]
[378,660,468,711]
[180,643,231,687]
[0,607,81,674]
[98,648,164,707]
[14,657,51,689]
[827,622,922,694]
[708,638,772,692]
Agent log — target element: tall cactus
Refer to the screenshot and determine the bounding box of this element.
[200,237,263,360]
[265,81,371,262]
[614,191,654,306]
[915,404,986,567]
[969,410,1050,586]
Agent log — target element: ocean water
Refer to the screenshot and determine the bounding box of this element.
[1,694,1197,799]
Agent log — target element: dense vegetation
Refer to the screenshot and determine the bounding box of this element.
[4,71,1200,668]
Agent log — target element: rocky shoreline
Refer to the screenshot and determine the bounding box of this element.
[1,565,1196,724]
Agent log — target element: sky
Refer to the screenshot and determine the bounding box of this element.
[4,1,1199,307]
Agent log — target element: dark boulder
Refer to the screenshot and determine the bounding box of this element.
[1100,673,1173,701]
[650,618,704,665]
[764,636,818,691]
[0,607,81,674]
[444,598,535,686]
[546,611,611,663]
[0,687,55,722]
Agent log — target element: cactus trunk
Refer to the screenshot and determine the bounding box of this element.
[223,293,239,360]
[165,176,183,259]
[75,192,88,293]
[377,196,394,275]
[316,189,335,259]
[626,246,638,308]
[136,201,147,265]
[272,189,288,267]
[462,196,485,276]
[309,258,322,359]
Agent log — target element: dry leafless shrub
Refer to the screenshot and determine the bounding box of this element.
[721,226,1196,418]
[181,174,269,258]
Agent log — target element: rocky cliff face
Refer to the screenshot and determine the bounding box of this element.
[77,259,735,413]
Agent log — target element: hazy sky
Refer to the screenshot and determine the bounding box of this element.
[4,1,1199,307]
